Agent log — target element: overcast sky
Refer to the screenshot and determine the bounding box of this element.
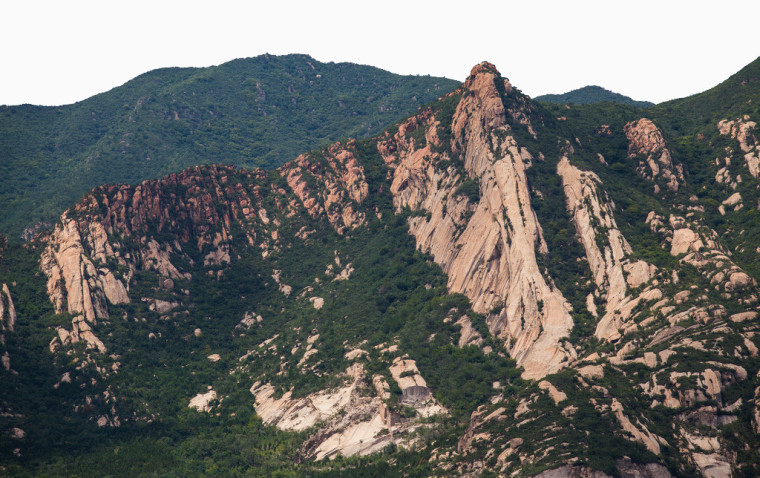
[2,0,759,106]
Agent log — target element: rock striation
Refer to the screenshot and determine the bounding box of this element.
[251,361,444,461]
[383,63,575,379]
[41,215,128,352]
[39,154,370,355]
[13,57,760,477]
[557,155,656,340]
[0,283,17,333]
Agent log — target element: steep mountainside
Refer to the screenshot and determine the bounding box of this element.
[536,85,654,107]
[2,57,760,477]
[0,54,457,240]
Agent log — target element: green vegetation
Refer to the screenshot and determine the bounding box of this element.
[0,54,458,240]
[0,134,520,476]
[3,54,760,477]
[453,178,480,202]
[536,85,654,107]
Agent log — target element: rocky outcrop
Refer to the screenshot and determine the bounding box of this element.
[41,215,129,352]
[189,389,217,412]
[38,158,371,355]
[610,398,664,455]
[0,283,17,371]
[279,141,369,234]
[534,460,672,478]
[648,212,758,301]
[538,380,567,405]
[0,283,17,333]
[251,362,444,461]
[624,118,684,191]
[455,315,485,348]
[718,115,759,177]
[251,368,362,432]
[13,58,760,476]
[41,215,128,323]
[384,63,575,379]
[557,156,655,337]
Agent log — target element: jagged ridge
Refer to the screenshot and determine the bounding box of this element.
[4,57,760,477]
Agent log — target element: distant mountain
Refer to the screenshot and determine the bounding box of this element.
[0,54,458,240]
[535,85,654,107]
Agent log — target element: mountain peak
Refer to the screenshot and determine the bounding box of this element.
[462,61,513,101]
[468,61,501,79]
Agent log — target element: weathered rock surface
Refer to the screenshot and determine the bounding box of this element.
[383,63,575,379]
[533,459,673,478]
[189,389,217,412]
[455,315,485,348]
[610,398,663,455]
[40,215,129,352]
[538,380,567,405]
[557,156,655,339]
[37,155,371,358]
[279,141,369,234]
[719,115,759,177]
[0,283,16,332]
[13,59,760,476]
[251,362,444,460]
[624,118,684,191]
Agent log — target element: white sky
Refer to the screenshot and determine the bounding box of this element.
[2,0,759,106]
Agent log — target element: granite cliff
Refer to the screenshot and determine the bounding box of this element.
[3,57,760,477]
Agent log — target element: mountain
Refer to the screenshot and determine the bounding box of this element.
[2,57,760,476]
[536,85,654,107]
[0,54,458,241]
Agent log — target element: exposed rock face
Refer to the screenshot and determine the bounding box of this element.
[557,156,655,340]
[692,453,732,478]
[718,115,759,177]
[533,460,672,478]
[41,215,128,323]
[251,362,444,460]
[383,63,574,379]
[38,155,370,356]
[624,118,684,191]
[40,215,129,352]
[0,278,12,370]
[279,141,369,235]
[648,212,758,300]
[189,389,217,412]
[0,283,17,332]
[455,315,485,348]
[610,398,664,455]
[15,59,760,476]
[578,364,604,380]
[309,297,324,310]
[538,380,567,405]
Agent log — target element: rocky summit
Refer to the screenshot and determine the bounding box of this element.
[2,56,760,476]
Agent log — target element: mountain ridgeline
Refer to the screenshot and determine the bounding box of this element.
[0,54,458,240]
[2,56,760,476]
[536,85,654,107]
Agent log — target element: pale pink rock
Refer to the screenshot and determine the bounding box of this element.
[386,63,575,379]
[611,398,662,455]
[671,228,703,256]
[538,380,567,405]
[189,389,217,412]
[624,118,684,190]
[1,284,16,331]
[578,364,604,380]
[722,192,742,207]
